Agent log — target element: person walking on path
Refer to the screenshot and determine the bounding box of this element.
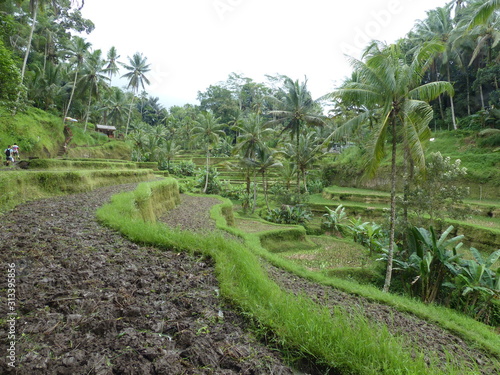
[12,143,19,160]
[4,145,13,166]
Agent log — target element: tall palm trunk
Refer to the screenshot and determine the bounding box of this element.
[447,65,457,130]
[84,93,92,132]
[125,96,135,136]
[479,84,485,110]
[383,112,398,293]
[21,4,38,84]
[263,172,270,210]
[466,72,471,116]
[14,3,38,112]
[63,68,79,121]
[296,127,301,194]
[203,148,210,193]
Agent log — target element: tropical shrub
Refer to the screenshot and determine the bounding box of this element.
[264,204,312,225]
[169,160,197,176]
[349,218,386,255]
[307,179,324,194]
[322,205,349,234]
[195,166,221,194]
[447,248,500,326]
[219,180,246,200]
[269,183,309,205]
[405,152,470,225]
[392,226,464,304]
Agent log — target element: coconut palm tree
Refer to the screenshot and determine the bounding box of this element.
[104,46,120,86]
[411,6,460,129]
[232,113,274,193]
[62,36,91,121]
[253,146,282,210]
[193,112,225,193]
[467,0,500,29]
[121,52,151,136]
[19,0,59,84]
[78,49,110,131]
[281,131,322,194]
[329,41,454,292]
[101,87,128,127]
[267,77,326,193]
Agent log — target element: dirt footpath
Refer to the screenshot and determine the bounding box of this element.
[0,185,293,375]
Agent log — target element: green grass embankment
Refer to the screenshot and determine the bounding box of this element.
[0,169,155,212]
[65,140,133,160]
[0,106,65,158]
[323,131,499,200]
[97,179,500,375]
[26,159,139,170]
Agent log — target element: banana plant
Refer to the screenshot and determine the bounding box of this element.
[322,204,348,234]
[452,248,500,323]
[407,225,465,303]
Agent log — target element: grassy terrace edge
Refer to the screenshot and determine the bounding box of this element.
[96,178,500,375]
[0,169,156,213]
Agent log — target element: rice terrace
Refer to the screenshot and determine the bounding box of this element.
[0,1,499,374]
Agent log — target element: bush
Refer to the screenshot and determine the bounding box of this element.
[168,160,197,176]
[307,179,324,194]
[219,180,246,200]
[477,131,500,148]
[264,204,312,225]
[195,166,222,194]
[269,184,309,205]
[322,205,350,235]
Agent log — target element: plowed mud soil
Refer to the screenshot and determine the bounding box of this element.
[0,184,497,374]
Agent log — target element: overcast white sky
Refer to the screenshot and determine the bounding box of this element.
[79,0,450,109]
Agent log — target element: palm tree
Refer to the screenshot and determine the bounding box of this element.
[267,77,326,193]
[78,49,110,131]
[457,2,500,109]
[467,0,500,29]
[121,52,151,136]
[104,46,120,86]
[158,139,181,170]
[232,113,273,193]
[411,6,459,129]
[329,41,454,292]
[62,36,91,121]
[193,112,225,193]
[19,0,60,84]
[281,131,322,193]
[253,146,281,210]
[101,87,128,127]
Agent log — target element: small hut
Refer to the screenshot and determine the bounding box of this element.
[96,124,116,138]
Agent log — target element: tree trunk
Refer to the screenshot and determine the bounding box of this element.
[383,113,398,293]
[84,93,92,132]
[252,172,257,213]
[125,96,135,136]
[263,172,270,210]
[447,65,457,130]
[21,5,37,83]
[296,133,301,195]
[14,4,38,112]
[466,73,471,116]
[438,95,445,126]
[479,84,485,110]
[203,149,210,194]
[63,68,79,121]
